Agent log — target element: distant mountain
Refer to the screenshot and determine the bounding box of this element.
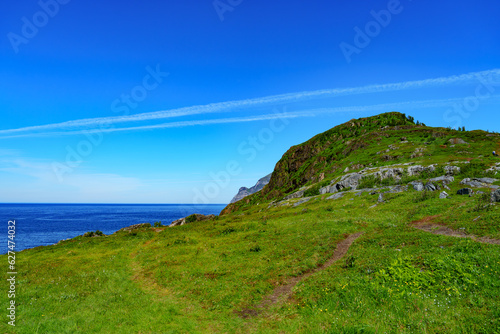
[230,173,272,203]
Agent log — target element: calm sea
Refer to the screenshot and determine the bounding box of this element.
[1,203,226,253]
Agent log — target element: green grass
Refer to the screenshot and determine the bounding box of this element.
[3,184,500,333]
[224,112,500,214]
[3,112,499,333]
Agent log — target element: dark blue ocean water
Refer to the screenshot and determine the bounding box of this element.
[0,203,226,253]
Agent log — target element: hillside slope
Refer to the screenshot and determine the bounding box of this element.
[222,111,500,214]
[3,112,500,334]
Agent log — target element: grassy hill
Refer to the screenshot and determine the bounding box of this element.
[3,112,500,333]
[222,112,500,214]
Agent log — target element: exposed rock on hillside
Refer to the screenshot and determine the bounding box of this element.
[457,188,473,195]
[230,173,272,203]
[169,214,216,227]
[430,176,454,184]
[492,189,500,202]
[460,178,499,189]
[320,173,364,194]
[261,112,415,199]
[448,138,469,145]
[408,165,436,176]
[220,112,500,216]
[439,191,449,199]
[115,223,151,233]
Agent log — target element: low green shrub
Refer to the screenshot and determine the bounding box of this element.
[83,230,104,237]
[185,214,198,223]
[249,245,261,252]
[470,192,493,212]
[413,190,434,203]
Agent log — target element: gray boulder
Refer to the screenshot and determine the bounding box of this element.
[293,197,312,207]
[407,165,425,176]
[430,175,454,185]
[444,166,461,175]
[439,191,449,199]
[460,178,478,187]
[321,173,364,194]
[407,165,436,176]
[378,194,384,203]
[373,168,404,180]
[284,189,305,200]
[475,177,497,184]
[327,192,345,200]
[457,188,473,196]
[424,182,438,191]
[460,178,496,188]
[410,181,424,191]
[492,189,500,202]
[170,214,215,227]
[338,173,364,190]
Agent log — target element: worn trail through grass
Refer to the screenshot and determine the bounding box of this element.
[239,231,364,318]
[412,216,500,245]
[129,232,171,297]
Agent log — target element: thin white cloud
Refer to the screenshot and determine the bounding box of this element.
[0,112,309,138]
[1,68,499,137]
[2,95,500,139]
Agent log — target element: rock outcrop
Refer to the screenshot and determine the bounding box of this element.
[230,173,272,203]
[293,197,312,207]
[284,189,306,200]
[457,188,473,195]
[444,166,461,175]
[115,223,151,233]
[169,214,216,227]
[320,173,364,194]
[410,181,424,191]
[460,178,499,188]
[430,175,454,184]
[407,165,436,176]
[439,191,449,199]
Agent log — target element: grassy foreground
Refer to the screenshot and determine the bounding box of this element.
[2,184,500,333]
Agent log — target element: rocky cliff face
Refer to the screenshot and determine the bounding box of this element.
[230,173,272,203]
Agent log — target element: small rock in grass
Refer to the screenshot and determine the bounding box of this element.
[410,181,424,191]
[327,193,345,200]
[492,189,500,202]
[457,188,473,195]
[439,191,449,199]
[424,182,438,191]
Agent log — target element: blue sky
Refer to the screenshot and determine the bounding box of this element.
[0,0,499,203]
